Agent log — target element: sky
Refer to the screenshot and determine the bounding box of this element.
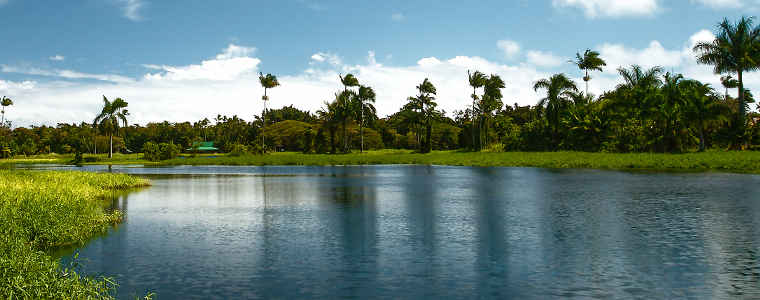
[1,0,759,128]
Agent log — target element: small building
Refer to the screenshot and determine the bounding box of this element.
[187,141,220,153]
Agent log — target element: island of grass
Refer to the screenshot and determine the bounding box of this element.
[0,170,151,300]
[2,150,760,173]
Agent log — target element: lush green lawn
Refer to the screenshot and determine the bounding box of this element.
[161,150,760,172]
[0,170,151,299]
[3,150,760,172]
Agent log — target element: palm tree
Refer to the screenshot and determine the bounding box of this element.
[259,72,280,150]
[468,70,486,149]
[681,80,726,151]
[1,96,12,125]
[318,99,341,154]
[418,78,438,153]
[404,78,437,152]
[478,75,505,148]
[694,16,760,121]
[721,75,739,97]
[93,96,129,158]
[338,74,359,152]
[534,73,578,130]
[569,49,607,95]
[614,65,664,117]
[355,85,376,153]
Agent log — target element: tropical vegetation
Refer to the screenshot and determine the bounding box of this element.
[0,170,150,299]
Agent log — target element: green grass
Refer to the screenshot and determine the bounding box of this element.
[0,170,151,299]
[161,150,760,172]
[0,153,158,166]
[4,150,759,173]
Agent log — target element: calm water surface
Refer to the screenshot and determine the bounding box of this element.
[35,165,760,299]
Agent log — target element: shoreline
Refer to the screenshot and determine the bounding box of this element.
[2,150,759,173]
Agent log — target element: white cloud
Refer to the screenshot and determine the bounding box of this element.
[216,44,256,60]
[310,52,341,66]
[111,0,146,21]
[4,31,753,128]
[143,44,260,81]
[497,39,521,60]
[299,1,326,11]
[526,51,565,68]
[390,13,405,21]
[2,65,133,83]
[690,0,745,9]
[597,41,684,71]
[50,55,66,61]
[552,0,663,18]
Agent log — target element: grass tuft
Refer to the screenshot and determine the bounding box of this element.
[0,170,151,299]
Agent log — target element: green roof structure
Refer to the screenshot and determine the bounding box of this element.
[188,141,219,151]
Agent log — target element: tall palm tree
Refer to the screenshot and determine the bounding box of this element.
[1,96,13,125]
[534,73,578,130]
[694,16,760,121]
[93,96,129,158]
[418,78,438,153]
[338,74,359,153]
[355,85,376,153]
[569,49,607,95]
[259,72,280,150]
[478,75,505,148]
[468,70,486,149]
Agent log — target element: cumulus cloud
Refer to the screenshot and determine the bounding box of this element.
[597,41,684,70]
[142,44,260,81]
[50,55,65,61]
[390,13,405,21]
[526,51,565,68]
[497,39,521,60]
[310,52,342,66]
[690,0,745,9]
[3,31,752,128]
[552,0,663,18]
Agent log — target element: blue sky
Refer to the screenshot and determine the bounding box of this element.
[0,0,757,127]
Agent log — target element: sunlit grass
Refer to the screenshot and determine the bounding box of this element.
[0,170,151,299]
[162,150,760,172]
[0,153,158,166]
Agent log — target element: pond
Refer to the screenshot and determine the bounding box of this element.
[31,165,760,299]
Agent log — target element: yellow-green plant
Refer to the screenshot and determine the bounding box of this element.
[0,170,150,299]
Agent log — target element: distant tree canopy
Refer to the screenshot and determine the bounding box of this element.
[3,17,760,158]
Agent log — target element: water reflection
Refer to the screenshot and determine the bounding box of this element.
[48,165,760,299]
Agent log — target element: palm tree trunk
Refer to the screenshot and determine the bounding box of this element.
[360,119,364,153]
[109,132,113,158]
[698,128,705,152]
[738,71,746,121]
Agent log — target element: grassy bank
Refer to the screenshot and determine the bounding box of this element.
[161,150,760,172]
[2,150,759,172]
[0,170,151,299]
[0,153,157,167]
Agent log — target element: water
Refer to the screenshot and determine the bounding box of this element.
[38,165,760,299]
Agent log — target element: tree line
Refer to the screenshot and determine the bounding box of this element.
[1,16,760,159]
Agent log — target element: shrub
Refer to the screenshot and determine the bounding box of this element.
[143,141,181,162]
[229,143,250,157]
